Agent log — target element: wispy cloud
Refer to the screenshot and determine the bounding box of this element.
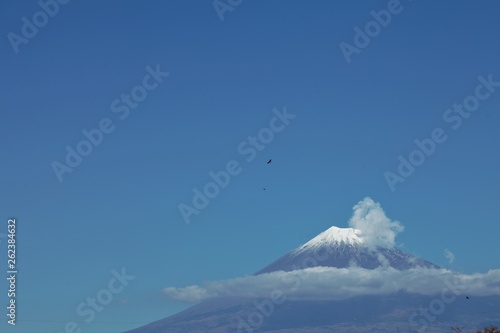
[444,249,455,264]
[164,267,500,302]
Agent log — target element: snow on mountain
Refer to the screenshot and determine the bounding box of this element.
[294,226,363,253]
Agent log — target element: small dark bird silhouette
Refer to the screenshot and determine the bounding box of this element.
[466,296,470,299]
[267,159,272,164]
[263,188,266,190]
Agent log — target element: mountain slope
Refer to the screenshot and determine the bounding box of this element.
[124,294,500,333]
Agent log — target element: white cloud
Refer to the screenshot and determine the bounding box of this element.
[164,285,214,302]
[348,197,404,248]
[163,267,500,302]
[444,249,455,264]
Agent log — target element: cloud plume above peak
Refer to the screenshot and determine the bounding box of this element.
[348,197,404,248]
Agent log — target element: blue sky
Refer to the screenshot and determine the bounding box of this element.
[1,1,500,332]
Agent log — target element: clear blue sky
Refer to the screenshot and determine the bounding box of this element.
[1,1,499,332]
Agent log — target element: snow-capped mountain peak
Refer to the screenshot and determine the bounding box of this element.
[295,226,363,252]
[254,225,439,275]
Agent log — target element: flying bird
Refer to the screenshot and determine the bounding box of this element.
[263,159,272,189]
[466,296,470,299]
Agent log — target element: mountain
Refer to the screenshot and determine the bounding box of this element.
[123,226,500,333]
[256,226,439,274]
